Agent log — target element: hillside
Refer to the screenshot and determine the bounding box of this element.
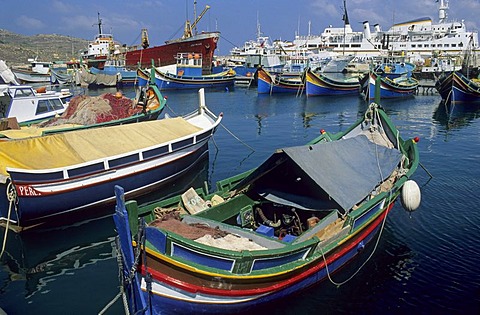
[0,29,89,66]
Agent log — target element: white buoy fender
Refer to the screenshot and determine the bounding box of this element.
[401,180,421,212]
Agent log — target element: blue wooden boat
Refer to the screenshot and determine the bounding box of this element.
[257,67,304,94]
[363,70,419,99]
[373,61,416,79]
[0,88,222,230]
[137,53,235,90]
[435,71,480,103]
[305,67,360,96]
[113,102,421,314]
[136,67,236,90]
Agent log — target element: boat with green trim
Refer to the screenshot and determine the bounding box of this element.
[113,102,421,314]
[0,68,166,140]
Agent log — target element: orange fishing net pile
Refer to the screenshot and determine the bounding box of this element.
[41,93,143,126]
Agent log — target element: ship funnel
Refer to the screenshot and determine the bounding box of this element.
[374,24,381,33]
[363,21,371,40]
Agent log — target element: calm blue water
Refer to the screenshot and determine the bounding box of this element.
[1,86,479,314]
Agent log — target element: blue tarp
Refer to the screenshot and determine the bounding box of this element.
[236,135,402,212]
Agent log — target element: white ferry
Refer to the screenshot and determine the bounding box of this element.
[293,0,478,58]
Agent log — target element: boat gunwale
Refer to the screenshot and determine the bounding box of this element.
[6,109,221,178]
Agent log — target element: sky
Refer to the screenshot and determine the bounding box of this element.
[0,0,479,56]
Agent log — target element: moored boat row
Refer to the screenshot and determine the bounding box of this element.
[4,1,480,313]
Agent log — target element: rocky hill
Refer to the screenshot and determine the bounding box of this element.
[0,29,89,67]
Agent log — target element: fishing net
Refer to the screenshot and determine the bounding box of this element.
[40,93,143,127]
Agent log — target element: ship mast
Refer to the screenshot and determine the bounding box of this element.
[96,12,103,35]
[342,0,349,55]
[193,0,197,35]
[438,0,449,24]
[183,2,210,39]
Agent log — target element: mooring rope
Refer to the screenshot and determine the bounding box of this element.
[219,122,255,152]
[0,180,17,259]
[162,94,255,153]
[319,105,392,287]
[98,291,124,315]
[98,236,130,315]
[319,191,392,287]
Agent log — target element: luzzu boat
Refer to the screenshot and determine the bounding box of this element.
[305,67,360,96]
[435,70,480,103]
[257,67,305,94]
[137,53,235,90]
[363,70,419,99]
[113,102,421,314]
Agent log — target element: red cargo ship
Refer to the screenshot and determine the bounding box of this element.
[125,4,219,74]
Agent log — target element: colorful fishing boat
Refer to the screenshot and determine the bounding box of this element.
[137,53,235,90]
[0,68,166,140]
[362,70,419,99]
[257,67,305,94]
[136,67,235,91]
[373,60,416,79]
[88,61,137,87]
[113,102,421,314]
[0,88,222,230]
[435,71,480,103]
[305,67,360,96]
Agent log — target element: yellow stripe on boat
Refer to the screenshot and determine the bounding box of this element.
[144,245,310,280]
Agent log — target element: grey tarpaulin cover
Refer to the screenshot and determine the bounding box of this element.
[234,135,402,212]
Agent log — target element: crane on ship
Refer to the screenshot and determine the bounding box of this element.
[141,28,150,49]
[182,3,210,39]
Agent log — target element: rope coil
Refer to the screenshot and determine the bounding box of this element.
[0,179,18,259]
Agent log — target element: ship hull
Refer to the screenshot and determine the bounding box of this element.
[125,32,219,74]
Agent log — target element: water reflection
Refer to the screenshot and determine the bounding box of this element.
[0,215,116,300]
[136,155,209,205]
[432,100,480,131]
[248,226,417,315]
[0,156,210,313]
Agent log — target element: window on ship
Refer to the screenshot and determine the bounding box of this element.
[36,100,51,114]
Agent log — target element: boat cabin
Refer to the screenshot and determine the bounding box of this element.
[0,85,68,125]
[28,59,52,74]
[176,52,203,76]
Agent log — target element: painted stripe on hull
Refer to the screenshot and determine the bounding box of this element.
[305,71,359,96]
[257,78,304,94]
[137,69,234,90]
[132,203,394,313]
[257,68,304,94]
[13,143,209,224]
[367,76,417,99]
[306,80,359,96]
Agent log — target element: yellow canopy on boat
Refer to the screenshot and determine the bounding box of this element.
[0,117,201,178]
[0,124,82,139]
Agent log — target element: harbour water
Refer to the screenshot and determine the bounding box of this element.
[0,85,479,314]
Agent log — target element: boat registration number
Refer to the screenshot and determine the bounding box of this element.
[16,185,42,197]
